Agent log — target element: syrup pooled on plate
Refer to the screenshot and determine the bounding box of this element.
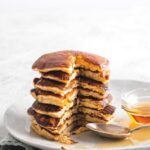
[122,102,150,124]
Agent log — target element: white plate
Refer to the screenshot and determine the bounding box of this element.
[4,79,150,150]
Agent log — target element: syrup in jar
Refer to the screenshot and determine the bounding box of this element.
[122,102,150,124]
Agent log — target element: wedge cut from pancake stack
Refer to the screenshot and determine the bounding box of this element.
[27,50,115,144]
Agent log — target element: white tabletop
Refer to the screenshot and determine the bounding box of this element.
[0,0,150,139]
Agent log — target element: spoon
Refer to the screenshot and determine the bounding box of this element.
[86,123,150,139]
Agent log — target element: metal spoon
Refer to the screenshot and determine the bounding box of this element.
[86,123,150,139]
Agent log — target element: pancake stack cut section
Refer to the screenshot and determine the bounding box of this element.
[27,50,115,144]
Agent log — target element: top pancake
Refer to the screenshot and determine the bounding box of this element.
[32,50,109,73]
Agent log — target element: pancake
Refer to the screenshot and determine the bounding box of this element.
[32,101,61,113]
[31,114,78,135]
[32,51,109,73]
[31,120,76,144]
[77,114,108,124]
[32,51,76,73]
[28,107,78,128]
[42,70,79,84]
[74,51,109,72]
[78,105,115,121]
[79,77,108,94]
[79,94,112,110]
[33,78,78,95]
[32,99,78,118]
[78,88,109,99]
[79,68,109,83]
[31,88,78,107]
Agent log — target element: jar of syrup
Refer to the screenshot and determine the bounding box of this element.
[122,88,150,124]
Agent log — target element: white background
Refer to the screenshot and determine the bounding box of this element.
[0,0,150,137]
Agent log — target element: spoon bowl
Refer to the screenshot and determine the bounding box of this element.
[86,123,150,139]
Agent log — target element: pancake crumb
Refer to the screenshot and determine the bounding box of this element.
[61,146,66,150]
[58,135,78,144]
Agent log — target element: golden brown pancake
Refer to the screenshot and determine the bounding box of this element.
[42,70,79,84]
[79,77,108,94]
[77,114,108,125]
[31,88,78,107]
[74,51,109,72]
[32,101,62,112]
[31,119,76,144]
[31,114,78,135]
[78,105,115,121]
[78,88,109,99]
[33,78,78,95]
[32,50,109,73]
[32,99,78,118]
[32,51,76,73]
[79,68,109,83]
[28,107,78,128]
[79,94,112,110]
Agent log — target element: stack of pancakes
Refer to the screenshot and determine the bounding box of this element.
[27,50,115,144]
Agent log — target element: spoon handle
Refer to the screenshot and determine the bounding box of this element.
[130,124,150,133]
